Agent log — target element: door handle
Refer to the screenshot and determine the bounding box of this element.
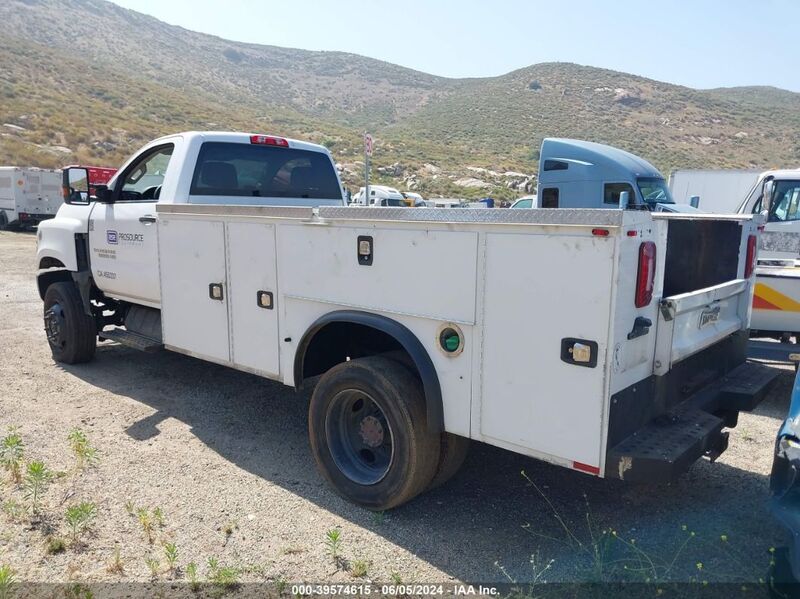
[139,215,157,224]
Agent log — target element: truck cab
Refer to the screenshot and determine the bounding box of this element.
[352,185,406,207]
[535,138,696,213]
[38,132,345,308]
[737,170,800,261]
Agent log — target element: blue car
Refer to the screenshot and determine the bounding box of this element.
[771,366,800,582]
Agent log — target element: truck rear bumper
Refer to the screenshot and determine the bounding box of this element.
[605,359,778,482]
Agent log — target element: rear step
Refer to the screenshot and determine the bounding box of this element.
[606,361,778,482]
[99,328,163,353]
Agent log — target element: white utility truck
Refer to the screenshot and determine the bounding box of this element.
[736,169,800,345]
[37,132,776,510]
[0,167,62,229]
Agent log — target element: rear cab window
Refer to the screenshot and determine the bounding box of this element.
[189,142,342,203]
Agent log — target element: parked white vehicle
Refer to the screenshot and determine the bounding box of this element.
[37,131,775,510]
[669,169,762,213]
[735,169,800,340]
[510,195,536,208]
[352,185,405,206]
[0,167,62,228]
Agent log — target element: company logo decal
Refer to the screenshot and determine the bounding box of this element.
[106,230,144,246]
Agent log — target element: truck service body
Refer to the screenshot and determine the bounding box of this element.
[37,131,776,509]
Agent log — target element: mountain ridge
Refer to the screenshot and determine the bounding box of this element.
[1,0,799,199]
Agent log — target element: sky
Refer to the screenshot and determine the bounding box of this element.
[109,0,800,92]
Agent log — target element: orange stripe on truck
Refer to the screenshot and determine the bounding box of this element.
[753,282,800,312]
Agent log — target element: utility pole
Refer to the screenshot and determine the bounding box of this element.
[364,132,373,206]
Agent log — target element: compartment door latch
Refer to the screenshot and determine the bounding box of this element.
[561,338,598,368]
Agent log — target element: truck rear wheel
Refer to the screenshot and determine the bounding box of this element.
[43,282,96,364]
[427,432,470,490]
[308,356,440,510]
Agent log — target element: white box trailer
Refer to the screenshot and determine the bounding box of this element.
[669,169,762,213]
[37,132,777,510]
[0,167,63,228]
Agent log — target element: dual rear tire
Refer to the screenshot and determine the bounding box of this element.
[308,356,468,510]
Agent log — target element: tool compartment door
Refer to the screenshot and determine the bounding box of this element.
[479,231,614,467]
[226,221,280,376]
[159,218,230,363]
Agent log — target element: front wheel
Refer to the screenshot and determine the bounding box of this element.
[43,281,97,364]
[308,356,440,510]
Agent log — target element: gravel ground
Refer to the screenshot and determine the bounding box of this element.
[0,230,793,587]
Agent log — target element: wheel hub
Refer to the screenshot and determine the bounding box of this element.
[359,415,385,448]
[44,304,65,346]
[325,390,395,485]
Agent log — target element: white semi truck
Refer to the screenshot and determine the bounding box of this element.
[37,131,776,510]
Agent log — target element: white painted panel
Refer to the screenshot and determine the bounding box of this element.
[159,218,229,363]
[480,232,613,467]
[277,225,478,324]
[227,222,280,376]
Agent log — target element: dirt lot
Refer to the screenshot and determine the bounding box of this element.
[0,230,794,588]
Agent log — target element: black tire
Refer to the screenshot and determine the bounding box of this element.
[427,432,470,491]
[0,211,8,230]
[308,356,440,510]
[43,282,96,364]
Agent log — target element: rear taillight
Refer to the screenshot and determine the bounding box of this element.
[635,241,656,308]
[745,234,757,279]
[250,134,289,147]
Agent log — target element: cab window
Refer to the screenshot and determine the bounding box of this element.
[769,181,800,222]
[119,145,174,202]
[604,182,635,205]
[541,188,559,208]
[190,142,342,200]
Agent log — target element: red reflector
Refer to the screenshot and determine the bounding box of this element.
[745,234,757,279]
[591,228,610,237]
[573,461,600,475]
[627,230,638,237]
[635,241,657,308]
[250,134,289,147]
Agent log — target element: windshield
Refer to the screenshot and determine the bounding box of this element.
[636,177,674,205]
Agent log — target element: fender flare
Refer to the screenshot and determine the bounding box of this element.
[294,310,444,433]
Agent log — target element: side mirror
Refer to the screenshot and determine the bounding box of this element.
[690,195,700,209]
[93,185,113,203]
[62,167,90,205]
[619,190,630,209]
